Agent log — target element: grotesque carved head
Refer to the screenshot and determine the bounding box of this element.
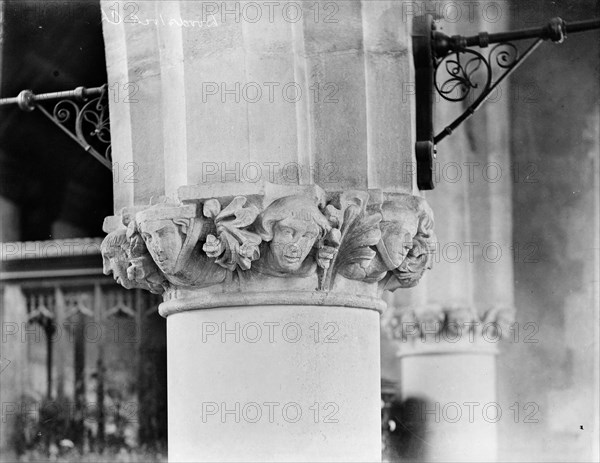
[101,229,135,289]
[135,201,197,275]
[393,198,436,287]
[256,196,331,273]
[377,196,436,290]
[378,211,419,270]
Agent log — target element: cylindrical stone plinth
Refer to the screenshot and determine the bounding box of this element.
[165,303,381,462]
[398,346,498,462]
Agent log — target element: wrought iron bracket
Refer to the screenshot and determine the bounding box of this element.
[412,16,600,190]
[0,85,112,170]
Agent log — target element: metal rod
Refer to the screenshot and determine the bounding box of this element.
[0,85,105,107]
[465,18,600,47]
[433,17,600,57]
[566,18,600,33]
[474,40,542,110]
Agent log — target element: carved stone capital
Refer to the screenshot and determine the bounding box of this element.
[383,304,517,353]
[101,182,436,313]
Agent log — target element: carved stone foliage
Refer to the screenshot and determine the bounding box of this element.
[101,184,436,299]
[384,304,516,343]
[202,197,261,271]
[320,191,382,290]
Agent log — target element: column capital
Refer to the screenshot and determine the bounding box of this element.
[384,304,517,355]
[101,182,436,314]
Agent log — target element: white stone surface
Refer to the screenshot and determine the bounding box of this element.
[167,304,381,462]
[399,352,498,462]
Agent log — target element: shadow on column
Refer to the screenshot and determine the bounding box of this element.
[385,397,430,462]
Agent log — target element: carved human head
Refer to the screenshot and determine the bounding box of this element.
[393,198,436,287]
[256,196,331,272]
[378,199,422,270]
[135,200,196,275]
[101,229,135,289]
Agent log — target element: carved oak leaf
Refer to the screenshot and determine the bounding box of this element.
[321,192,382,289]
[202,196,261,271]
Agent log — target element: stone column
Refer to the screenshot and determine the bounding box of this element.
[100,2,434,461]
[0,285,29,452]
[383,7,514,463]
[0,197,20,242]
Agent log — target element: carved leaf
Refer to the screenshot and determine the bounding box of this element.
[202,197,261,271]
[321,192,382,288]
[335,208,382,280]
[203,234,225,258]
[203,199,221,219]
[216,196,258,228]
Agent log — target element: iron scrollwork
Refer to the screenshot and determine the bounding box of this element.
[412,15,600,190]
[37,86,112,169]
[434,43,519,104]
[0,85,112,170]
[429,16,571,135]
[434,48,491,103]
[433,40,528,144]
[490,42,520,69]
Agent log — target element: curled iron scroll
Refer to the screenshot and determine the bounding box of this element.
[434,48,492,103]
[39,86,112,168]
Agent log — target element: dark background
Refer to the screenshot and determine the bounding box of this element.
[0,0,112,241]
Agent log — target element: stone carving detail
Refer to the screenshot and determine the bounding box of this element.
[253,195,332,277]
[101,228,165,294]
[202,196,261,271]
[135,198,227,288]
[125,222,168,294]
[101,184,436,298]
[384,305,516,342]
[320,191,381,290]
[379,195,436,291]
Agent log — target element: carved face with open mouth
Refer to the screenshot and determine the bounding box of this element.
[271,217,320,272]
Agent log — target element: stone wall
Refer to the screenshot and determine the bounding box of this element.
[500,0,600,460]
